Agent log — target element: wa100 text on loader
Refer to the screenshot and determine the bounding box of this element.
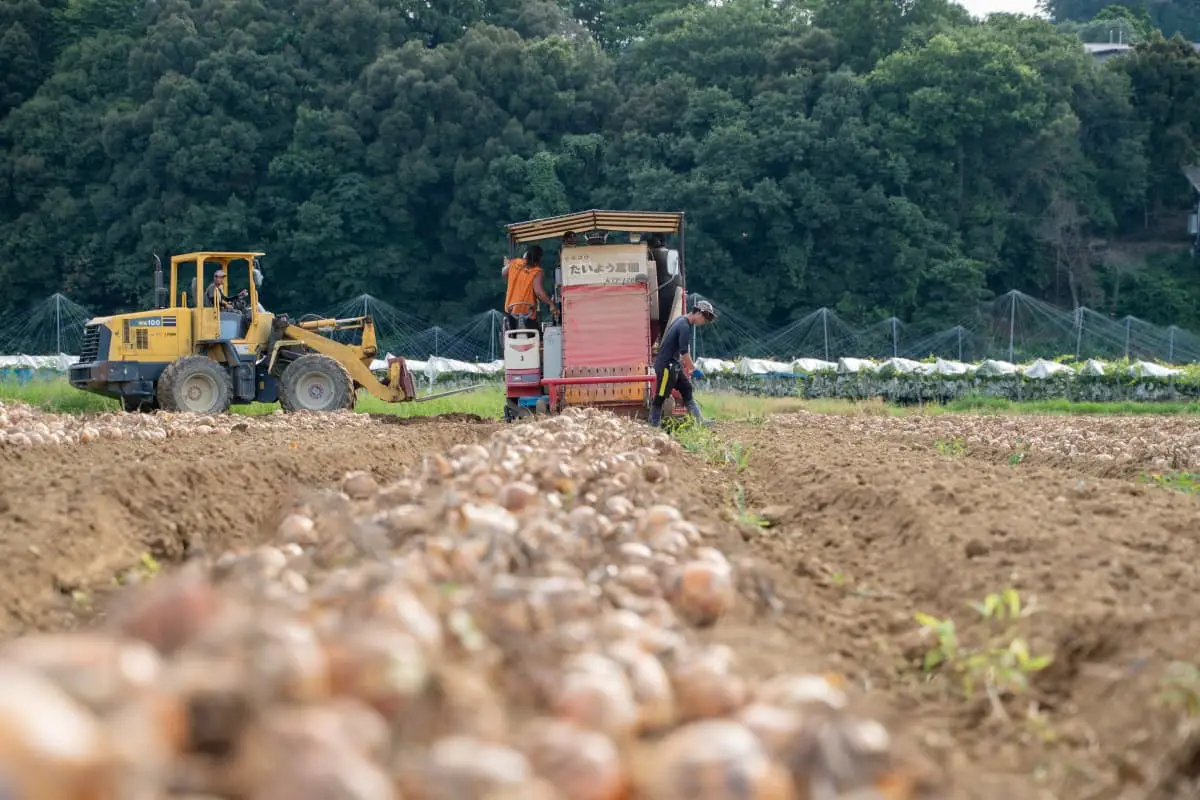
[69,251,477,414]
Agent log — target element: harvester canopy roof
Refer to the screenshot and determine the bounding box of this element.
[505,210,683,244]
[173,251,266,262]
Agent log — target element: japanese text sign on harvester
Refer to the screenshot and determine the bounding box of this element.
[560,244,650,287]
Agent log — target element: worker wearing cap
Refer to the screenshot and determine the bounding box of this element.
[502,244,557,330]
[204,269,232,310]
[649,300,716,427]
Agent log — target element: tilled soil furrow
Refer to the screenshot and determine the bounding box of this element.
[727,412,1200,798]
[0,417,498,636]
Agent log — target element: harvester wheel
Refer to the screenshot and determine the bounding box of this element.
[504,398,534,422]
[156,356,233,415]
[279,354,355,413]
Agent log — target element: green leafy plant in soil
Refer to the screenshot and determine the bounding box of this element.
[914,588,1054,720]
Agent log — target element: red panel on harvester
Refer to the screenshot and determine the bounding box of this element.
[563,284,650,367]
[562,284,651,405]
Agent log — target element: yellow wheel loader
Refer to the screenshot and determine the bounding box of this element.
[69,251,477,414]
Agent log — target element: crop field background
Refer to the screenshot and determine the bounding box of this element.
[3,376,1200,797]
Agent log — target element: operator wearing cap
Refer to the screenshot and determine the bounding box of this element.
[649,300,716,427]
[205,269,232,310]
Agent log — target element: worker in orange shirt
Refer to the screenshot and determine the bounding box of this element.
[502,244,557,330]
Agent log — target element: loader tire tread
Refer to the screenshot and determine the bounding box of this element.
[279,354,356,413]
[156,356,234,415]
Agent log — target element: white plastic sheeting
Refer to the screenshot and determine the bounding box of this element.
[0,352,503,382]
[932,359,973,376]
[677,356,1196,380]
[876,357,929,375]
[0,354,79,370]
[1022,359,1075,378]
[4,353,1196,382]
[792,358,836,374]
[366,354,504,381]
[419,357,503,381]
[737,358,794,375]
[695,357,737,374]
[1131,361,1181,378]
[975,360,1019,376]
[837,358,877,374]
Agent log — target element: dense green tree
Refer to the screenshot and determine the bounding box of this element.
[1,0,1199,336]
[1110,35,1200,221]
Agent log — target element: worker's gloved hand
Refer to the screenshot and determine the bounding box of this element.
[691,368,705,379]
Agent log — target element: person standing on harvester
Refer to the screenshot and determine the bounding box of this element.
[649,300,716,427]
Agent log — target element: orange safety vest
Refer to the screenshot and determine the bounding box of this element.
[504,258,543,316]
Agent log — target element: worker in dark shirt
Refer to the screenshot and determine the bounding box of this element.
[649,299,716,427]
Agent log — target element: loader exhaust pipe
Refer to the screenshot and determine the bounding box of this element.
[153,254,167,310]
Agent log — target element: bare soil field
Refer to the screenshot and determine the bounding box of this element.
[1,403,1200,798]
[0,412,499,636]
[725,411,1200,799]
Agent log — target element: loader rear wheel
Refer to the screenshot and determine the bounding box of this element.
[279,354,355,413]
[156,357,233,414]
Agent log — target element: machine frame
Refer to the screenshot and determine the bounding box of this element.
[501,209,691,421]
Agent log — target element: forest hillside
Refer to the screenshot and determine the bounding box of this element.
[1,0,1198,332]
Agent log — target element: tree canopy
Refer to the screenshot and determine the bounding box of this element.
[1041,0,1200,41]
[1,0,1198,333]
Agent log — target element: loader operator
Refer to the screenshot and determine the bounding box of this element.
[649,300,716,428]
[502,244,557,330]
[205,270,233,311]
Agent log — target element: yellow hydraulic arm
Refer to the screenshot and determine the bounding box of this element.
[274,321,414,403]
[268,316,484,405]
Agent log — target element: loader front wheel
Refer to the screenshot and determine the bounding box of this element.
[156,357,233,414]
[279,354,355,413]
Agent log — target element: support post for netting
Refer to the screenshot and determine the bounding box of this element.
[55,294,62,355]
[957,326,963,362]
[892,317,898,358]
[489,312,496,362]
[1075,307,1083,360]
[1008,292,1016,363]
[822,308,829,362]
[1169,325,1176,363]
[1124,317,1130,360]
[435,328,439,357]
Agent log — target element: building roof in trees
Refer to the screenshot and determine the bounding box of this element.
[1083,41,1200,61]
[1183,166,1200,194]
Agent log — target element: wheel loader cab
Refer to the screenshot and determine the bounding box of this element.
[170,253,272,357]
